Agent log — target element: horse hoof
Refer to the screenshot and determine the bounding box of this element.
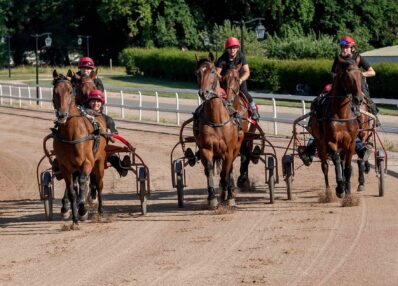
[227,198,236,207]
[89,196,98,207]
[78,207,89,221]
[237,176,251,191]
[220,191,228,202]
[61,209,71,220]
[336,192,345,199]
[208,197,219,209]
[357,184,365,192]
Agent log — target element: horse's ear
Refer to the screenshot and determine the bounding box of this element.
[53,69,58,79]
[235,63,242,71]
[67,69,73,78]
[209,52,214,62]
[195,54,199,63]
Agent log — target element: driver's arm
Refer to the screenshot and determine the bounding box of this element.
[239,64,250,84]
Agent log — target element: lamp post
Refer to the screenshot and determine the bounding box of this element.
[30,33,52,105]
[1,35,11,78]
[233,18,266,53]
[78,35,91,57]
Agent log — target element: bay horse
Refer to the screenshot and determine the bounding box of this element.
[195,53,245,207]
[52,70,107,225]
[220,68,255,190]
[70,70,98,105]
[314,56,363,198]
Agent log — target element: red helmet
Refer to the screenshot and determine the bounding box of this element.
[78,57,95,69]
[88,89,105,105]
[339,36,355,47]
[225,37,240,49]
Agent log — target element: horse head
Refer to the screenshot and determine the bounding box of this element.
[221,65,241,102]
[52,69,74,124]
[195,52,220,101]
[334,56,363,106]
[71,70,97,105]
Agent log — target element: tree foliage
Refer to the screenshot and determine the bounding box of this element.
[1,0,398,66]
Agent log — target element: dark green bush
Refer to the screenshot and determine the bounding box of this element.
[120,48,398,98]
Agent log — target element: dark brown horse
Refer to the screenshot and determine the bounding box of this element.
[70,70,98,105]
[195,53,245,207]
[312,56,362,198]
[220,67,255,189]
[52,70,107,225]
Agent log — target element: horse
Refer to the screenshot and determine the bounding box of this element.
[311,56,363,198]
[70,70,98,105]
[220,67,255,190]
[52,70,107,225]
[194,53,245,207]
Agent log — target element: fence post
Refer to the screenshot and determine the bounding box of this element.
[272,98,278,135]
[156,91,159,123]
[9,86,12,106]
[0,84,2,105]
[301,100,306,115]
[39,87,43,108]
[139,91,142,121]
[176,92,180,126]
[104,90,108,114]
[18,87,21,108]
[28,86,31,105]
[120,90,125,119]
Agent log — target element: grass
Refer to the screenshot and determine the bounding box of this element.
[0,66,397,115]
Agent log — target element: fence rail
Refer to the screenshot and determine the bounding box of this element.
[0,82,397,135]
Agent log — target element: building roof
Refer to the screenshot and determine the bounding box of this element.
[361,45,398,57]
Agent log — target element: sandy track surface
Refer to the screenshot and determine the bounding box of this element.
[0,107,397,286]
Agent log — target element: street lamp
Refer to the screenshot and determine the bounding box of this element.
[30,32,52,105]
[233,18,266,53]
[78,35,91,57]
[1,35,11,78]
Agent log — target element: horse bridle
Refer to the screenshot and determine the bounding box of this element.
[197,62,220,101]
[53,78,75,122]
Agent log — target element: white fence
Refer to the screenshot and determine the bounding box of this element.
[0,82,397,134]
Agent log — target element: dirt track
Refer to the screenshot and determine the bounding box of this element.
[0,106,397,286]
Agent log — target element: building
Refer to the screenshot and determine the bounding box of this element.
[361,45,398,64]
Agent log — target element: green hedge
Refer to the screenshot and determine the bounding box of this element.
[120,48,398,98]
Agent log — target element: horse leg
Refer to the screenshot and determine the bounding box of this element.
[61,188,71,219]
[357,159,365,192]
[321,159,330,191]
[237,141,251,190]
[203,155,218,209]
[344,150,355,196]
[220,157,235,206]
[331,152,345,198]
[66,173,79,224]
[77,171,90,220]
[94,162,105,215]
[89,172,98,204]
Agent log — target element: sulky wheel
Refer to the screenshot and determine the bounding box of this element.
[175,160,184,208]
[376,150,385,197]
[138,167,147,215]
[267,156,275,204]
[282,155,293,200]
[41,171,53,221]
